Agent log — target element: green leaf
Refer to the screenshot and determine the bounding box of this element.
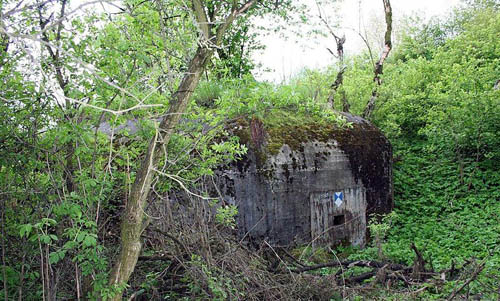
[64,241,78,250]
[19,224,33,238]
[40,235,51,244]
[49,250,66,264]
[83,235,97,247]
[76,232,86,242]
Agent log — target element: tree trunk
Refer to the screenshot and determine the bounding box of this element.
[326,67,349,112]
[108,46,212,300]
[108,0,259,295]
[362,0,392,119]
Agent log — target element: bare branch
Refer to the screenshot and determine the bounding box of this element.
[3,0,116,32]
[344,26,375,68]
[0,28,147,106]
[38,1,68,94]
[3,0,54,19]
[152,168,216,201]
[292,259,407,273]
[61,95,164,115]
[315,1,340,41]
[447,261,486,300]
[362,0,392,119]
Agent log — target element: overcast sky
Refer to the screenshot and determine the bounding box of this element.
[253,0,462,82]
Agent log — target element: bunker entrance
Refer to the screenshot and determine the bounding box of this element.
[310,188,367,247]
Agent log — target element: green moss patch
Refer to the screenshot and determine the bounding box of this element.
[231,109,348,158]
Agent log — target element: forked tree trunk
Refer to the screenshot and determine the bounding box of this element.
[108,46,212,300]
[316,1,350,112]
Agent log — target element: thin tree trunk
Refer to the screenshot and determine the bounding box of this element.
[38,0,75,193]
[316,1,350,112]
[108,46,212,300]
[362,0,392,119]
[18,253,25,301]
[327,67,349,112]
[340,90,349,112]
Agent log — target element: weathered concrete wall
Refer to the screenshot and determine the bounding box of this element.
[96,113,393,247]
[217,113,393,247]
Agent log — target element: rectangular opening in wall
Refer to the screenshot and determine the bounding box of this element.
[333,214,345,226]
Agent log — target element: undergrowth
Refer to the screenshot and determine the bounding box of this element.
[192,74,346,126]
[340,140,500,299]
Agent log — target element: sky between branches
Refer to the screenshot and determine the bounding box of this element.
[253,0,461,82]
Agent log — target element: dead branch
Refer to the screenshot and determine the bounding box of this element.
[138,255,173,261]
[362,0,392,119]
[291,259,408,273]
[411,243,427,281]
[277,247,306,268]
[314,1,350,111]
[148,227,189,255]
[345,271,376,284]
[447,261,486,301]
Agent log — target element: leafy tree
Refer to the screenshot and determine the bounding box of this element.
[212,15,261,78]
[106,1,302,298]
[1,0,306,298]
[375,4,500,163]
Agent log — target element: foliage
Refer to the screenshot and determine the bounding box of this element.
[367,212,398,261]
[193,73,348,126]
[215,205,238,229]
[374,6,500,161]
[283,4,500,299]
[345,141,500,299]
[0,0,499,299]
[211,16,261,78]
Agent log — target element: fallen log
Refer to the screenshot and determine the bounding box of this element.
[291,259,408,273]
[345,271,376,284]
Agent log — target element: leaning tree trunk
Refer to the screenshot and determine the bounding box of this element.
[108,46,212,300]
[107,0,259,297]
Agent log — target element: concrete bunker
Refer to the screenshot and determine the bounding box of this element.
[217,113,393,247]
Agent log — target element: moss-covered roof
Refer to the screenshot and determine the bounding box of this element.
[228,111,392,216]
[230,111,380,158]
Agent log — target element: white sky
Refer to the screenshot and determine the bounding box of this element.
[71,0,461,83]
[253,0,461,82]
